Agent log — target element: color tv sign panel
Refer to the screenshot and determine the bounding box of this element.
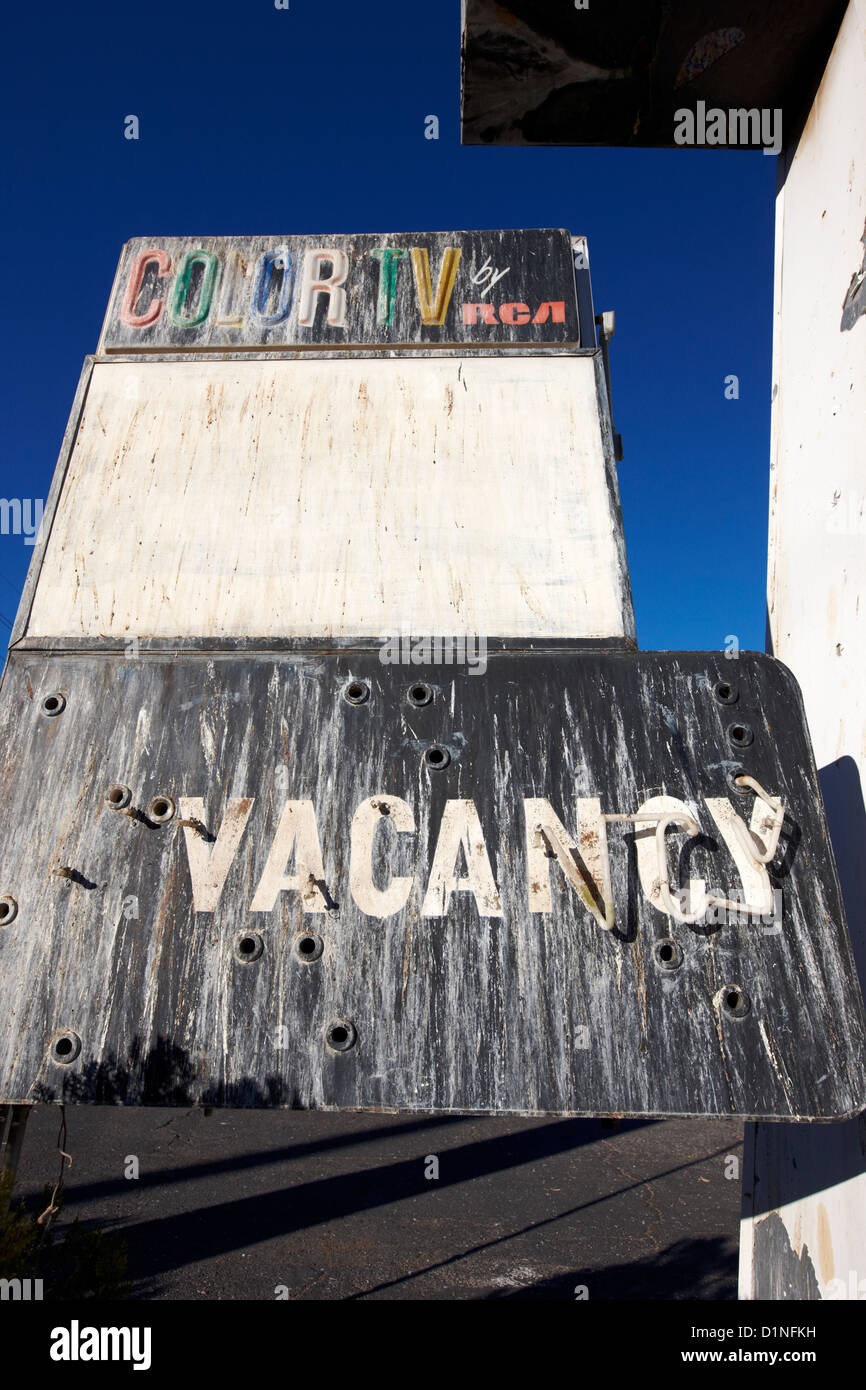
[99,230,586,353]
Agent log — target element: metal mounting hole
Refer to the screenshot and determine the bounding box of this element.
[326,1019,357,1052]
[294,933,323,962]
[50,1030,81,1065]
[0,896,18,926]
[654,939,683,971]
[234,932,264,963]
[718,984,750,1019]
[41,693,66,717]
[425,745,450,769]
[105,784,132,810]
[148,795,175,824]
[727,723,754,750]
[343,680,369,706]
[408,682,433,707]
[726,765,749,794]
[713,679,738,705]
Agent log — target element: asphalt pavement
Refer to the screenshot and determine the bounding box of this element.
[9,1105,743,1300]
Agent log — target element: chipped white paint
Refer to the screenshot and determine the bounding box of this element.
[249,800,328,913]
[420,799,503,918]
[704,798,776,918]
[629,796,704,920]
[525,796,613,929]
[297,249,349,328]
[741,0,866,1301]
[729,775,785,865]
[175,788,778,929]
[179,797,253,913]
[627,794,776,923]
[349,796,415,917]
[24,356,629,641]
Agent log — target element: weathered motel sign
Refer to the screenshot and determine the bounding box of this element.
[179,787,782,927]
[101,230,583,351]
[0,230,863,1120]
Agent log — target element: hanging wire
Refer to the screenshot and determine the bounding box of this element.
[37,1105,72,1226]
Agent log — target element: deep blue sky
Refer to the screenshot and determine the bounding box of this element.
[0,1,775,649]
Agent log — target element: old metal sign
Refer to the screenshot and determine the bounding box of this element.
[99,229,586,353]
[18,355,631,645]
[4,225,863,1124]
[0,647,863,1119]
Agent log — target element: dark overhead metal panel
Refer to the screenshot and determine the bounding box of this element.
[461,0,846,147]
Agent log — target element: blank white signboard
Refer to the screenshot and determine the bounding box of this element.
[26,356,631,641]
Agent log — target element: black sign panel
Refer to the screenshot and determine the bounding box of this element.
[0,648,863,1119]
[99,230,585,353]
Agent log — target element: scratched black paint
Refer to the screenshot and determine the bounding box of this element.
[100,230,586,352]
[0,648,863,1118]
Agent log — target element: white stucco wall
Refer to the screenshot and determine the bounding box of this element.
[741,0,866,1300]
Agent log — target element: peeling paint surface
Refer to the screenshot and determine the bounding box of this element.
[749,1212,823,1300]
[840,220,866,331]
[24,356,631,642]
[99,230,584,352]
[0,648,862,1117]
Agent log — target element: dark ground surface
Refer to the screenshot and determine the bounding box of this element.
[11,1107,743,1300]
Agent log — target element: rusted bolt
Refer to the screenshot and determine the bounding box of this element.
[49,1030,81,1065]
[41,693,66,717]
[300,874,337,912]
[105,784,132,810]
[148,795,175,824]
[343,679,370,706]
[326,1019,357,1052]
[407,681,433,707]
[0,896,18,926]
[234,931,264,963]
[425,745,450,770]
[177,816,208,837]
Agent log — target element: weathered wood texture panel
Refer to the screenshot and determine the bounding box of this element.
[0,649,862,1117]
[99,230,585,353]
[24,357,632,642]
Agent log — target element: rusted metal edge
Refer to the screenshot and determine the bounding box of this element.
[10,635,639,655]
[95,344,595,362]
